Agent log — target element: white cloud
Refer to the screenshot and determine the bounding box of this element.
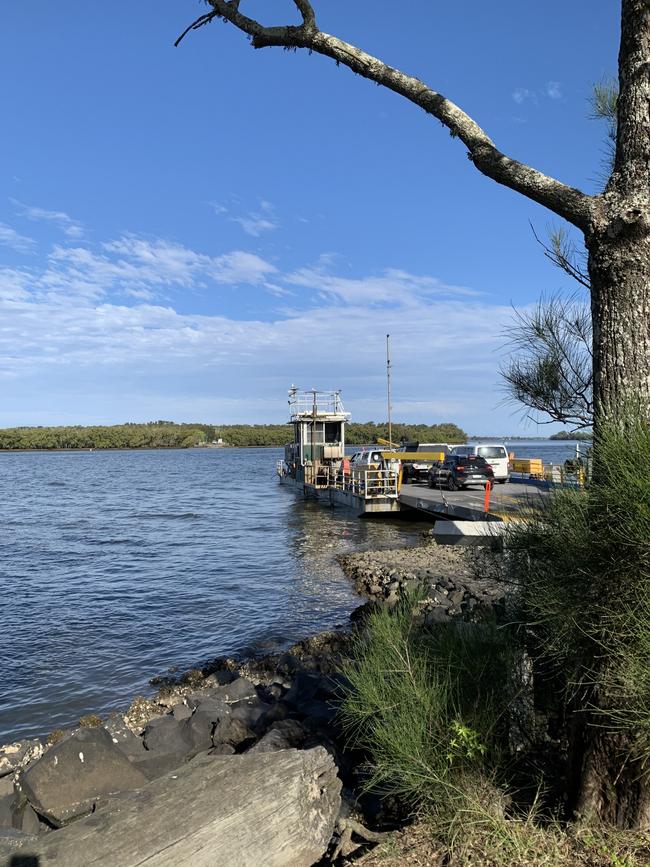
[232,215,279,237]
[546,81,563,100]
[285,265,477,306]
[0,229,524,431]
[512,88,536,105]
[0,223,35,253]
[11,199,84,238]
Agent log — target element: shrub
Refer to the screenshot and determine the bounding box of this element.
[339,595,516,817]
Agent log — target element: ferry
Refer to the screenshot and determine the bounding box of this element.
[276,388,401,516]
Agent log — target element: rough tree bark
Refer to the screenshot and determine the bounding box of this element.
[178,0,650,827]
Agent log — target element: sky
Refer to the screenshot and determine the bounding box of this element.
[0,1,618,434]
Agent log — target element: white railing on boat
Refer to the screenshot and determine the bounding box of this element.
[278,461,398,499]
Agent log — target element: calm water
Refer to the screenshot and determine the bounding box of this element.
[0,447,431,744]
[0,441,582,744]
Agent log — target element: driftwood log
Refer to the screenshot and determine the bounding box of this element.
[7,747,341,867]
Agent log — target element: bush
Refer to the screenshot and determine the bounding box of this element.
[505,414,650,764]
[339,595,515,816]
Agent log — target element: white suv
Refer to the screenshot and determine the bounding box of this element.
[451,444,510,483]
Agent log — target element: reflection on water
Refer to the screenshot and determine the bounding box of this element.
[0,447,425,743]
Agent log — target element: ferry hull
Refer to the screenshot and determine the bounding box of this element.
[279,474,401,516]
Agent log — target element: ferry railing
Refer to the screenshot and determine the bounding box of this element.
[302,465,398,498]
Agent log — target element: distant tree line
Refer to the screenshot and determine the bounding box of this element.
[549,430,592,441]
[0,420,466,450]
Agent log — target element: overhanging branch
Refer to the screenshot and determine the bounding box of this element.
[178,1,595,230]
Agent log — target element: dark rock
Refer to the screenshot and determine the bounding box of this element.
[425,607,451,625]
[0,794,12,829]
[0,739,43,778]
[283,672,322,707]
[131,752,187,781]
[246,729,291,754]
[230,699,271,731]
[208,743,236,756]
[203,670,235,687]
[143,716,193,758]
[212,718,255,749]
[171,704,192,722]
[269,720,308,746]
[14,801,41,836]
[267,684,283,700]
[449,589,465,607]
[103,713,146,760]
[18,727,147,827]
[0,827,39,856]
[181,699,231,753]
[263,702,289,724]
[299,699,338,729]
[0,779,13,799]
[218,677,257,703]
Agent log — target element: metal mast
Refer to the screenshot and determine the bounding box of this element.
[386,334,392,447]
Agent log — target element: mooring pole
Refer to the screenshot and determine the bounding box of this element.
[386,334,392,448]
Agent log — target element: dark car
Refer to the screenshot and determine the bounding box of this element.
[427,454,494,491]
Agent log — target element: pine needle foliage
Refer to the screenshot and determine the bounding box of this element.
[339,596,515,815]
[505,414,650,762]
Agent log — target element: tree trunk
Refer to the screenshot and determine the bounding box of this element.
[587,217,650,426]
[575,722,650,829]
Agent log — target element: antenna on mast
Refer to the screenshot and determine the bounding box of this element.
[386,334,392,448]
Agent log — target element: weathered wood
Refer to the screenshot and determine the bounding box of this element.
[9,747,341,867]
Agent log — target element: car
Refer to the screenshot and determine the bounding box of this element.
[400,442,450,483]
[450,444,510,483]
[427,454,494,491]
[349,449,385,469]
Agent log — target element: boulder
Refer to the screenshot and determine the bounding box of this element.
[15,748,341,867]
[103,713,146,760]
[218,677,257,703]
[203,670,235,687]
[230,698,271,731]
[211,718,255,750]
[180,699,230,753]
[0,796,12,830]
[170,704,192,722]
[0,740,42,778]
[142,716,192,759]
[0,827,39,858]
[18,727,147,827]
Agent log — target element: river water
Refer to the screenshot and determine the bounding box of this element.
[0,441,582,744]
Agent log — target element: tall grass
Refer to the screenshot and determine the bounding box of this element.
[339,595,515,817]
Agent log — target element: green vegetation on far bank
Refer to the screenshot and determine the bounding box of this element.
[549,430,592,441]
[0,420,467,450]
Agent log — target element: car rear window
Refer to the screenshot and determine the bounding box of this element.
[477,446,507,459]
[456,455,488,467]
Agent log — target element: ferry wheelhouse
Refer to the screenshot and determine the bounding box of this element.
[277,388,400,515]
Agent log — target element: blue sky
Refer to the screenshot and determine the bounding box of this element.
[0,1,617,433]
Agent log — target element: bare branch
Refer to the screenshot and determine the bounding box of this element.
[178,2,595,230]
[174,10,219,48]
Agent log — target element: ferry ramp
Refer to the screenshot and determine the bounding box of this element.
[398,480,549,522]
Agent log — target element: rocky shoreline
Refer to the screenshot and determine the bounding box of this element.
[0,539,507,864]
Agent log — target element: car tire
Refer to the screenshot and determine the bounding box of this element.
[427,476,434,488]
[447,477,457,491]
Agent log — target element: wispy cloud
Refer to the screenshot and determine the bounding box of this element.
[285,264,477,306]
[512,88,537,105]
[210,198,280,237]
[512,82,563,105]
[546,81,563,100]
[0,223,36,253]
[11,199,84,238]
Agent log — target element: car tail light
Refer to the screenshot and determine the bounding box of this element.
[456,466,465,472]
[486,463,493,471]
